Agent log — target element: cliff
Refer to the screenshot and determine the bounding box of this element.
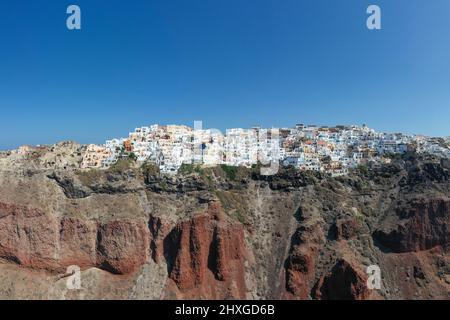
[0,147,449,299]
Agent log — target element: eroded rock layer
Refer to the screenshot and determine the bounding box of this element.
[0,148,449,299]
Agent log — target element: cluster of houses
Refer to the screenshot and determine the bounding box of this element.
[79,123,450,176]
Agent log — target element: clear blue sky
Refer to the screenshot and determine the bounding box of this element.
[1,0,449,149]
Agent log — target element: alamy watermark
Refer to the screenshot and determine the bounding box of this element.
[193,121,281,176]
[367,5,382,30]
[65,265,82,290]
[66,4,381,31]
[366,264,382,290]
[66,5,81,30]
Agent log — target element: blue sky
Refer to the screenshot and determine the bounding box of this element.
[0,0,449,149]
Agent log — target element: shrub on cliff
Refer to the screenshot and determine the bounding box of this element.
[179,164,204,175]
[141,162,160,176]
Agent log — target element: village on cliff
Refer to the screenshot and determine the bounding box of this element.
[14,124,450,176]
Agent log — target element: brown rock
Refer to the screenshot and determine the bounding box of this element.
[285,247,316,298]
[333,218,360,240]
[59,217,97,268]
[148,215,171,264]
[374,198,450,253]
[0,202,151,275]
[284,206,325,299]
[163,201,247,299]
[0,202,59,270]
[313,259,370,300]
[96,219,150,274]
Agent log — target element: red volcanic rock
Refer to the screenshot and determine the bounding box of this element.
[206,200,225,221]
[0,202,151,275]
[96,219,150,274]
[148,215,171,264]
[284,209,325,299]
[285,247,316,299]
[211,224,245,281]
[313,259,370,300]
[333,218,360,240]
[0,202,59,270]
[162,201,247,299]
[374,199,450,253]
[166,215,212,289]
[59,217,97,268]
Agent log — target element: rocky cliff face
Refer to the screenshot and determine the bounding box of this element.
[161,204,247,299]
[0,202,149,274]
[374,198,450,253]
[0,148,449,299]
